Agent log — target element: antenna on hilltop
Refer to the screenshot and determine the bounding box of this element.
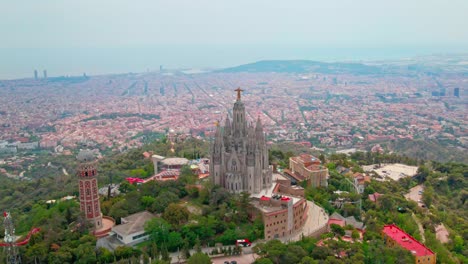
[2,211,21,264]
[1,212,41,264]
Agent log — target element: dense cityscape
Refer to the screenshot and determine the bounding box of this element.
[1,58,466,162]
[1,1,467,263]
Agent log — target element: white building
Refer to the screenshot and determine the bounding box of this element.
[112,211,155,245]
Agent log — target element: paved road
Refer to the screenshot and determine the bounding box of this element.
[405,184,425,207]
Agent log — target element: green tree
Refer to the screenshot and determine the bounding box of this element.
[145,218,171,245]
[254,258,274,264]
[453,235,464,254]
[73,243,97,264]
[152,191,180,213]
[283,245,307,263]
[300,256,319,264]
[109,200,130,224]
[25,243,48,264]
[179,165,197,184]
[48,247,74,264]
[167,231,184,252]
[114,246,134,260]
[141,196,157,208]
[311,246,333,260]
[162,203,190,227]
[422,186,434,208]
[119,180,137,193]
[330,224,346,237]
[97,247,114,263]
[416,165,430,183]
[187,252,211,264]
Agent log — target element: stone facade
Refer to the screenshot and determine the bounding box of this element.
[210,89,272,194]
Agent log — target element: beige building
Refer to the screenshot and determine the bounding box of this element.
[251,178,308,240]
[286,154,328,187]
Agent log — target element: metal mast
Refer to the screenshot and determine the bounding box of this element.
[3,212,21,264]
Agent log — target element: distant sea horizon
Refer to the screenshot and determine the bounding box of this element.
[1,45,467,80]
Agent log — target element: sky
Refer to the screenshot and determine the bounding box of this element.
[1,0,468,79]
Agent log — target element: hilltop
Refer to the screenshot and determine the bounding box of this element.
[218,60,383,75]
[218,55,468,75]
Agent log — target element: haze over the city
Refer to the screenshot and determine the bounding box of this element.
[1,0,468,79]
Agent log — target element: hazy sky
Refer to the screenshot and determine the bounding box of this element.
[1,0,468,79]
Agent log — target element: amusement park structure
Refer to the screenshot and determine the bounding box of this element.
[1,211,40,264]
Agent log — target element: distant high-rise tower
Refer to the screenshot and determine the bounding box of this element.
[43,70,47,79]
[160,65,163,72]
[440,87,446,97]
[454,87,460,97]
[34,70,38,80]
[77,150,103,231]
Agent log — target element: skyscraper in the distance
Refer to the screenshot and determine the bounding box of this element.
[454,87,460,97]
[34,70,38,80]
[43,70,47,79]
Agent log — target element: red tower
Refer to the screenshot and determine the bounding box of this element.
[77,150,103,231]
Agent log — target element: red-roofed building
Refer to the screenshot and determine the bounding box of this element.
[352,172,371,193]
[144,170,180,182]
[382,224,436,264]
[328,218,345,227]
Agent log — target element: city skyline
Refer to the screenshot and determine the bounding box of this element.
[1,0,468,79]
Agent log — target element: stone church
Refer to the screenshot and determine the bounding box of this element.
[210,88,272,194]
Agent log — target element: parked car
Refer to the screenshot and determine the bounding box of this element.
[236,239,252,247]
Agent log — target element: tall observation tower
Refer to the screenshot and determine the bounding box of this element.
[77,150,103,231]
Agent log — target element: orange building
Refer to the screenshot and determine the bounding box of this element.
[382,224,436,264]
[287,154,328,187]
[250,176,309,240]
[254,195,308,240]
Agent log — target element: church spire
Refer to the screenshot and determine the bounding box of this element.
[214,120,222,141]
[225,114,231,128]
[255,115,263,131]
[232,88,246,137]
[255,116,264,141]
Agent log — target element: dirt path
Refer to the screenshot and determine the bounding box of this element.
[411,213,425,243]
